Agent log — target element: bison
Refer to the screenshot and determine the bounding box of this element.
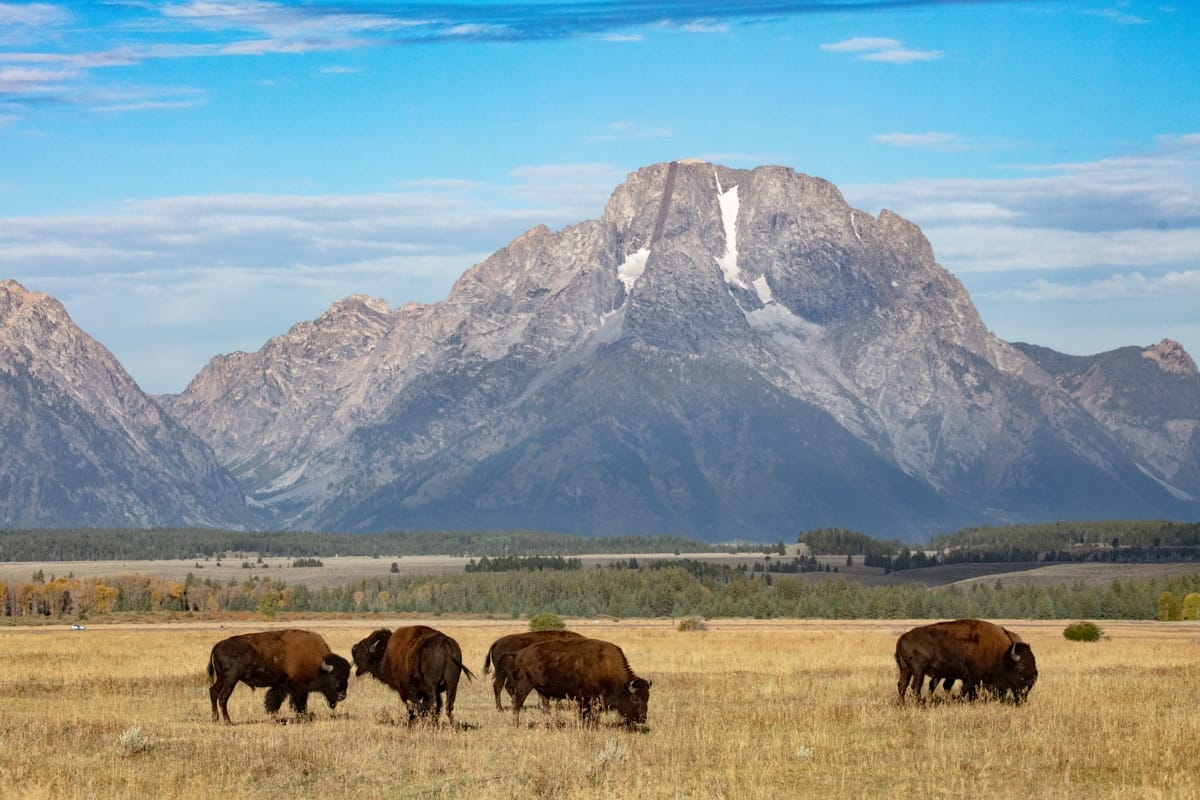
[482,629,584,711]
[895,619,1037,705]
[207,629,351,724]
[501,637,651,727]
[351,625,475,724]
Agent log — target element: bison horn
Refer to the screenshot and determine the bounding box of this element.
[1009,644,1021,662]
[321,660,334,673]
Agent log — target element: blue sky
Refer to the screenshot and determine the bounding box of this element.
[1,0,1197,393]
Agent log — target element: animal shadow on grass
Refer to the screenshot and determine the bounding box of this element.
[372,708,477,731]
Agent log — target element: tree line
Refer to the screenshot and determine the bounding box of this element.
[5,562,1200,622]
[0,527,718,562]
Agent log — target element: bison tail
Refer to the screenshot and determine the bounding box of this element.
[455,656,476,683]
[207,653,215,684]
[483,650,492,675]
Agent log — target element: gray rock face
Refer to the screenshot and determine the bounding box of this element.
[0,279,253,528]
[163,161,1198,538]
[10,162,1195,538]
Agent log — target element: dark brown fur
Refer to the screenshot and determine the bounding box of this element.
[895,619,1037,704]
[503,637,651,726]
[482,630,584,711]
[351,625,475,723]
[207,629,350,724]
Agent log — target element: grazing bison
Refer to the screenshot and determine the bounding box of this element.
[207,629,351,724]
[482,630,584,711]
[502,637,652,727]
[895,619,1037,705]
[351,626,475,724]
[922,627,1026,699]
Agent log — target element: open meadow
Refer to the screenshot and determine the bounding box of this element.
[1,617,1198,799]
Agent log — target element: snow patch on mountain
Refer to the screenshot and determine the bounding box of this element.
[617,247,651,294]
[715,183,746,289]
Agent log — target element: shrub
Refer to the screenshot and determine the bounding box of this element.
[1158,590,1183,621]
[1063,621,1103,642]
[677,616,707,632]
[1183,593,1200,621]
[528,612,566,631]
[117,726,151,757]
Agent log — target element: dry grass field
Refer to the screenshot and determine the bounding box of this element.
[1,617,1198,799]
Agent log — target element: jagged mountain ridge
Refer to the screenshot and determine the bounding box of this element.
[0,279,253,528]
[161,161,1199,539]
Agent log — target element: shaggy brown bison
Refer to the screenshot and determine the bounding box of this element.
[482,629,584,711]
[501,637,652,727]
[895,619,1037,704]
[351,625,475,724]
[207,629,351,724]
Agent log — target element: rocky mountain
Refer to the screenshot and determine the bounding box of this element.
[0,279,254,529]
[158,161,1199,539]
[1014,339,1200,502]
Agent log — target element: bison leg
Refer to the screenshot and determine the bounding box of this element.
[492,673,507,711]
[264,686,288,715]
[212,678,238,724]
[578,697,603,726]
[209,681,223,723]
[896,663,913,704]
[444,681,460,725]
[510,684,533,726]
[289,688,311,716]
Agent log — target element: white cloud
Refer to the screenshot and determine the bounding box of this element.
[844,136,1200,359]
[992,270,1200,302]
[874,132,969,150]
[0,3,69,45]
[924,224,1200,273]
[0,66,78,93]
[820,36,940,63]
[1085,8,1149,25]
[4,167,622,392]
[820,37,901,52]
[861,48,942,63]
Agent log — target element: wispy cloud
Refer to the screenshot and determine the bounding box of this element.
[1086,8,1150,25]
[820,37,901,52]
[995,270,1200,303]
[0,1,1028,117]
[874,132,970,150]
[0,2,70,45]
[821,36,941,63]
[2,163,621,391]
[860,47,942,63]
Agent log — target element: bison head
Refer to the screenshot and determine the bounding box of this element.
[318,653,352,708]
[611,676,652,726]
[351,629,392,677]
[999,642,1038,703]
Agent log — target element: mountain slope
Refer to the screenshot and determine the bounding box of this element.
[160,161,1200,538]
[0,279,254,528]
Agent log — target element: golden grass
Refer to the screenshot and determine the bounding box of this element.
[1,618,1198,799]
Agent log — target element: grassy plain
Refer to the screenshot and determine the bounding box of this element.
[1,617,1198,799]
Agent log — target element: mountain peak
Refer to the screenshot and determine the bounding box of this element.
[1142,338,1198,376]
[15,161,1185,537]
